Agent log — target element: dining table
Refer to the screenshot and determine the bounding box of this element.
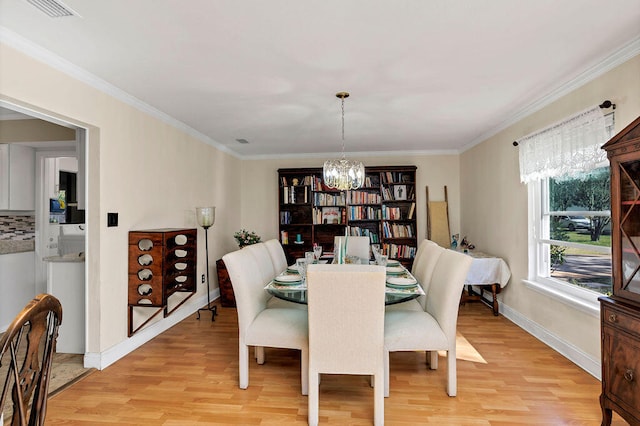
[264,259,425,306]
[460,250,511,315]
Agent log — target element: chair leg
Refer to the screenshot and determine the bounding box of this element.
[429,350,438,370]
[446,349,457,396]
[308,370,319,426]
[374,371,384,426]
[256,346,265,364]
[301,348,309,396]
[239,343,249,389]
[383,350,390,398]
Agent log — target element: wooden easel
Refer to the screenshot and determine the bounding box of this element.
[426,186,451,248]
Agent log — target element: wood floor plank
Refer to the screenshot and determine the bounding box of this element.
[42,302,627,425]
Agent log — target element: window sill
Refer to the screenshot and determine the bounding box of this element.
[522,279,600,318]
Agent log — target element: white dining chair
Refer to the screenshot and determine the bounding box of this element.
[384,248,472,397]
[222,247,309,395]
[243,242,276,282]
[306,264,386,426]
[386,239,444,312]
[264,239,307,311]
[334,235,370,263]
[264,238,288,274]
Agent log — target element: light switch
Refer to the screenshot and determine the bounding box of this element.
[107,212,118,227]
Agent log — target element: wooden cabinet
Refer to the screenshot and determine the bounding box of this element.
[127,228,197,336]
[0,144,35,211]
[278,166,417,267]
[600,115,640,425]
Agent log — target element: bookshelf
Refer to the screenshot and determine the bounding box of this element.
[278,166,417,267]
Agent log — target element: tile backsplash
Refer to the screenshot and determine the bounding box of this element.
[0,215,36,241]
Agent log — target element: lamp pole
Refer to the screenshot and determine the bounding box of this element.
[196,207,217,321]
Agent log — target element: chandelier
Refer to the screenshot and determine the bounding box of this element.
[323,92,365,191]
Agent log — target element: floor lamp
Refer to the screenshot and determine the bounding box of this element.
[196,206,217,321]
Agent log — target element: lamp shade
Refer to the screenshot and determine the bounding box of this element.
[196,206,215,228]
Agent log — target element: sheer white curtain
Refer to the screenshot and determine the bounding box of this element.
[518,106,608,183]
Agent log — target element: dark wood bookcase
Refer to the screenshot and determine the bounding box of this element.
[278,166,417,267]
[599,115,640,425]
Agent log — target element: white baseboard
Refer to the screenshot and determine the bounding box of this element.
[83,289,220,370]
[500,302,601,380]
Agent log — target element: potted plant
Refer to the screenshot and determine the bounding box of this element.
[233,229,261,248]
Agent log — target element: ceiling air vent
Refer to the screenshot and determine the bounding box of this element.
[26,0,79,18]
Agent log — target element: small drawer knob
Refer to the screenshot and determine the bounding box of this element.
[624,369,634,383]
[608,313,618,323]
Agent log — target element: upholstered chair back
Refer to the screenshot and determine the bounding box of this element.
[425,249,473,341]
[306,263,386,425]
[334,235,371,262]
[223,248,270,332]
[244,242,276,285]
[264,239,288,274]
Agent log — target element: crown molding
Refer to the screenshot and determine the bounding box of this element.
[243,148,459,161]
[461,36,640,153]
[0,26,240,159]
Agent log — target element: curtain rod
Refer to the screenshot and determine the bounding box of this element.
[512,100,615,146]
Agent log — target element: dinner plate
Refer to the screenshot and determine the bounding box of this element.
[386,282,418,290]
[386,259,401,267]
[274,274,302,284]
[286,265,299,273]
[386,266,405,275]
[386,276,418,287]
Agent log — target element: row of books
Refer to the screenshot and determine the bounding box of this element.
[314,192,346,206]
[381,185,415,202]
[282,186,309,204]
[382,222,415,238]
[381,172,413,184]
[382,203,416,220]
[381,243,416,260]
[348,190,381,204]
[363,175,380,187]
[347,226,380,243]
[348,205,381,221]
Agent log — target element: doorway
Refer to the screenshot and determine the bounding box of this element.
[0,103,89,358]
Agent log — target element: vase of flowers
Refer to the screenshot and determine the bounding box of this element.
[234,229,261,248]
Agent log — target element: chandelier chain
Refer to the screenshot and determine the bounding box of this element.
[341,95,346,157]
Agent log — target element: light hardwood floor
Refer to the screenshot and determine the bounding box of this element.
[44,302,626,425]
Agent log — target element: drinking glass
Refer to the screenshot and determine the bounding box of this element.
[377,254,388,267]
[296,258,308,282]
[313,245,323,261]
[371,244,381,263]
[305,251,315,265]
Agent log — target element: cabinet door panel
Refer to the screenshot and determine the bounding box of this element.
[606,330,640,412]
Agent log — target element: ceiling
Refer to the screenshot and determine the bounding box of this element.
[1,0,639,159]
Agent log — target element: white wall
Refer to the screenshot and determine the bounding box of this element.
[0,42,242,362]
[460,54,640,370]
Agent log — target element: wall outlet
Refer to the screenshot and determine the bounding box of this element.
[201,274,205,283]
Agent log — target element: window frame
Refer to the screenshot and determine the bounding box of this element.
[525,179,609,317]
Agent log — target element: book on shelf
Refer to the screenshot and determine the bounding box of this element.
[408,202,416,219]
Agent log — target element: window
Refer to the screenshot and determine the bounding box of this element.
[532,166,612,296]
[520,107,614,307]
